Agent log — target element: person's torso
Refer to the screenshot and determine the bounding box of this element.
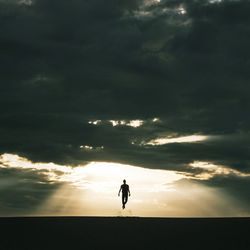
[121,184,129,193]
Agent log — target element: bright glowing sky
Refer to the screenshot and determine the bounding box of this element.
[0,153,249,217]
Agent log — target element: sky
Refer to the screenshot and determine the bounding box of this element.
[0,0,250,217]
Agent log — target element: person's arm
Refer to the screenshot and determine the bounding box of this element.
[118,186,122,196]
[128,185,131,196]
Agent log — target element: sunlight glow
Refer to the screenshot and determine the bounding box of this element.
[189,161,250,180]
[88,120,101,125]
[146,135,207,145]
[109,119,144,127]
[178,6,186,15]
[144,0,161,6]
[152,117,160,122]
[109,120,126,126]
[209,0,222,3]
[1,153,248,217]
[0,153,183,192]
[88,119,144,127]
[80,145,104,151]
[0,153,72,181]
[80,145,93,150]
[0,153,186,216]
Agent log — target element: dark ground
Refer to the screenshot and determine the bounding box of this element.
[0,217,249,250]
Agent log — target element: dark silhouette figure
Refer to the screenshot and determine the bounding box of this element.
[118,179,131,209]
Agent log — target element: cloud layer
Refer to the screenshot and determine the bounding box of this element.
[1,0,250,214]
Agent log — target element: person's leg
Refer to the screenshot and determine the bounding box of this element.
[122,193,125,208]
[124,194,128,204]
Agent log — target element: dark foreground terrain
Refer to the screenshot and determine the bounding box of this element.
[0,217,249,250]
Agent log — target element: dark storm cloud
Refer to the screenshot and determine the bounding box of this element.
[1,0,250,176]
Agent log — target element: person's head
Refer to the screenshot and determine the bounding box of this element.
[123,179,126,184]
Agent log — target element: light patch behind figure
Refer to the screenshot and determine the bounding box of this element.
[0,153,249,217]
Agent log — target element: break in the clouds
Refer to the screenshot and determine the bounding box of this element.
[1,0,250,215]
[1,153,249,216]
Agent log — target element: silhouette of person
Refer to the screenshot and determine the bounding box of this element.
[118,179,131,209]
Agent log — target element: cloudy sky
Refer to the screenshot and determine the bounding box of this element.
[0,0,250,217]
